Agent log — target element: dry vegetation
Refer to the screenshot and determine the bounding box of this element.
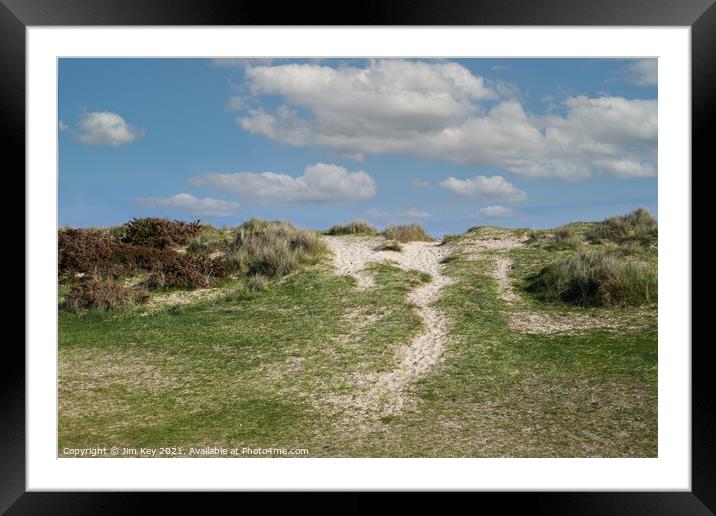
[383,224,434,243]
[64,279,149,311]
[326,220,376,236]
[228,218,326,277]
[527,248,657,307]
[586,208,658,247]
[59,217,325,310]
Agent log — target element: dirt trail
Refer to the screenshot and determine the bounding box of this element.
[324,236,452,417]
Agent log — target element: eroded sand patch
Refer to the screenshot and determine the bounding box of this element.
[324,236,453,419]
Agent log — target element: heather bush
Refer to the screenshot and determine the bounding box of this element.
[146,253,231,290]
[527,248,657,307]
[59,228,118,278]
[59,228,175,279]
[121,217,203,249]
[64,279,149,311]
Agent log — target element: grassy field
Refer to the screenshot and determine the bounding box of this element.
[58,215,657,457]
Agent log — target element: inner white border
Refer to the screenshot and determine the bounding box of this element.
[27,27,691,491]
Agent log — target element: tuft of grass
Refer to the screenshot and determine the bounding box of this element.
[223,275,269,302]
[586,209,657,247]
[527,248,657,307]
[227,219,326,278]
[544,227,583,251]
[383,224,433,243]
[374,240,403,252]
[326,220,376,236]
[186,226,234,255]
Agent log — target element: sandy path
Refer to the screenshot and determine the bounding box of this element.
[324,236,453,417]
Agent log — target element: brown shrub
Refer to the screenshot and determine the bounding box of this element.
[58,228,170,279]
[120,218,203,249]
[146,253,232,290]
[64,279,149,310]
[59,228,128,278]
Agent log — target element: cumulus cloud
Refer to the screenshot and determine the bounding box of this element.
[137,193,240,217]
[230,60,657,180]
[239,60,494,142]
[480,205,515,218]
[74,111,142,146]
[440,175,527,202]
[625,59,657,86]
[188,163,375,204]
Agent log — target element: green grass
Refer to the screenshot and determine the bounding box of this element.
[58,216,657,457]
[391,253,657,457]
[59,263,427,455]
[325,220,377,236]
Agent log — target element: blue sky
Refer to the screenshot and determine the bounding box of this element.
[58,58,657,235]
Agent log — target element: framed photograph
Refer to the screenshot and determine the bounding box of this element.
[7,0,714,512]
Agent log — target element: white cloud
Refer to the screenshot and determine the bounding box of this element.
[59,120,68,132]
[188,163,376,204]
[553,96,657,144]
[74,111,141,146]
[440,175,527,202]
[410,178,430,188]
[231,60,657,180]
[239,59,495,140]
[365,207,430,220]
[625,59,657,86]
[592,159,656,178]
[480,205,515,218]
[137,193,240,217]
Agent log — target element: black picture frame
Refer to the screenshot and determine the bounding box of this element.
[5,0,714,513]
